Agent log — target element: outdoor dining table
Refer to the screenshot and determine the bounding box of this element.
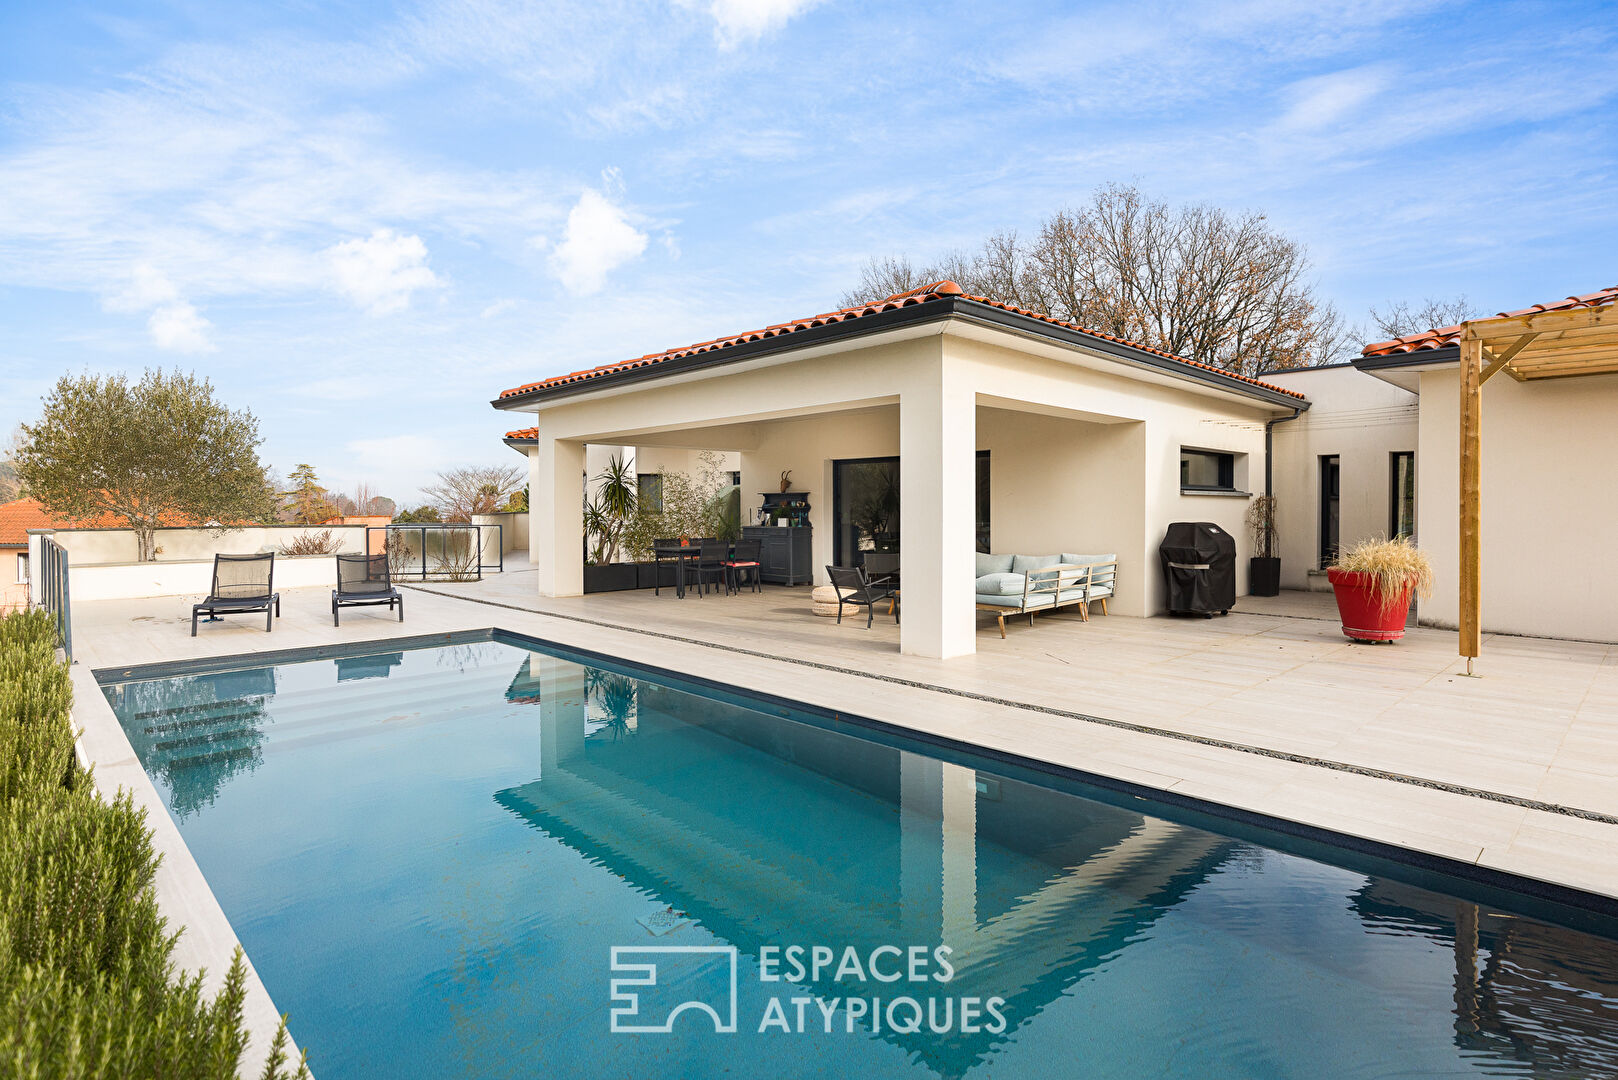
[652,543,735,598]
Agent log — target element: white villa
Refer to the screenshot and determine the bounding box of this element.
[495,282,1618,659]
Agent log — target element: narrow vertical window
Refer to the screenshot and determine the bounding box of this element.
[1390,452,1415,540]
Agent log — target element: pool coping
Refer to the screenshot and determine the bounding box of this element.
[94,626,1618,933]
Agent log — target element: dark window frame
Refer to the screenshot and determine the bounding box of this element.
[636,473,664,513]
[830,451,990,567]
[1179,448,1237,493]
[1319,454,1341,568]
[1389,451,1415,540]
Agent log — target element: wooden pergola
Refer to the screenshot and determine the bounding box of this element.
[1458,299,1618,671]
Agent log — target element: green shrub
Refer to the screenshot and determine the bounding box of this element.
[0,608,307,1078]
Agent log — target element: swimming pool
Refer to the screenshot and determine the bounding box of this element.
[102,632,1618,1079]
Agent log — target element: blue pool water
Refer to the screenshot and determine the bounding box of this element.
[103,636,1618,1079]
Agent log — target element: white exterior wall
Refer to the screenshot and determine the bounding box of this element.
[67,554,340,601]
[1264,365,1419,590]
[40,524,369,565]
[1417,367,1618,642]
[944,333,1272,614]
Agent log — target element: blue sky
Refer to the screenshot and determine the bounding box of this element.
[1,1,1614,503]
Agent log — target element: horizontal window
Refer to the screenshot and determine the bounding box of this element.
[1180,449,1236,492]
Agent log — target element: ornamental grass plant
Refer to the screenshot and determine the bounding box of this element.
[1332,536,1435,614]
[0,608,307,1078]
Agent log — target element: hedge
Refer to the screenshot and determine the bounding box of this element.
[0,608,307,1078]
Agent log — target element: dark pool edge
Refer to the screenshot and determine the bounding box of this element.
[90,629,497,684]
[480,625,1618,929]
[95,622,1618,928]
[398,586,1618,829]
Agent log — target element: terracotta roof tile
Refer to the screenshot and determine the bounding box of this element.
[504,427,539,441]
[1361,286,1618,357]
[498,280,1305,402]
[0,497,213,546]
[0,498,113,546]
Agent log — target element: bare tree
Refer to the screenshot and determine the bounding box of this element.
[842,183,1352,375]
[0,425,24,502]
[1367,295,1477,341]
[423,465,524,523]
[345,480,395,517]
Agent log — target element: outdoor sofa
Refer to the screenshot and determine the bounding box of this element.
[974,552,1118,638]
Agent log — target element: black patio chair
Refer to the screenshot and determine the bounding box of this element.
[725,539,762,594]
[825,565,898,629]
[687,539,730,597]
[192,553,279,636]
[332,552,403,626]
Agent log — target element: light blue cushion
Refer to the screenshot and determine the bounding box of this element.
[975,552,1014,576]
[977,592,1056,610]
[974,572,1026,596]
[1010,554,1060,574]
[1061,553,1116,568]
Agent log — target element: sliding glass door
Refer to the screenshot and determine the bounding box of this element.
[832,453,991,568]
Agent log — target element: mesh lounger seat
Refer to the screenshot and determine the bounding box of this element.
[192,553,279,636]
[333,553,404,626]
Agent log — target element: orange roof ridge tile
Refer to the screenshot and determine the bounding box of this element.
[1362,286,1618,357]
[499,286,1305,401]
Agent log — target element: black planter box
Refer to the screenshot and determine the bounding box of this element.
[1249,557,1281,597]
[584,563,639,593]
[636,561,678,589]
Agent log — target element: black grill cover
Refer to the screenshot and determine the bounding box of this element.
[1159,522,1237,614]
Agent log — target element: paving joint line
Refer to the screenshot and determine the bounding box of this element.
[402,583,1618,829]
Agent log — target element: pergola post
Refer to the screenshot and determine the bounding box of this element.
[1458,333,1484,672]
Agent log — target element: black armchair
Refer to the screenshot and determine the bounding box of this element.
[825,565,898,629]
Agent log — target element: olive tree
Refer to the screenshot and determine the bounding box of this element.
[15,369,277,561]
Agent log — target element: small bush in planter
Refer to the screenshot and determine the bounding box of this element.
[1327,536,1434,643]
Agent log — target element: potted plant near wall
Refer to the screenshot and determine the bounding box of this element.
[1327,536,1434,643]
[1245,495,1281,597]
[583,455,639,593]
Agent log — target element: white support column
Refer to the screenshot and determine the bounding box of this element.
[534,435,586,597]
[899,363,977,658]
[527,446,543,570]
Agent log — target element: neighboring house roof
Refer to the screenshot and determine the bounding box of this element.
[1361,286,1618,358]
[0,497,213,547]
[0,497,110,547]
[495,281,1306,407]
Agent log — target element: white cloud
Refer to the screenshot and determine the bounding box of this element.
[104,263,181,313]
[101,264,216,351]
[1275,65,1391,132]
[326,229,442,315]
[480,297,521,318]
[548,187,647,295]
[695,0,824,49]
[146,302,217,353]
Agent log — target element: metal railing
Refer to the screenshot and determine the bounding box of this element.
[368,524,503,582]
[35,537,72,660]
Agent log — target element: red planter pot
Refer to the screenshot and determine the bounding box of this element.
[1326,567,1412,643]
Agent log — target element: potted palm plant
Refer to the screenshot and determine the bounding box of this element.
[583,455,639,593]
[1245,495,1280,596]
[1327,536,1433,643]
